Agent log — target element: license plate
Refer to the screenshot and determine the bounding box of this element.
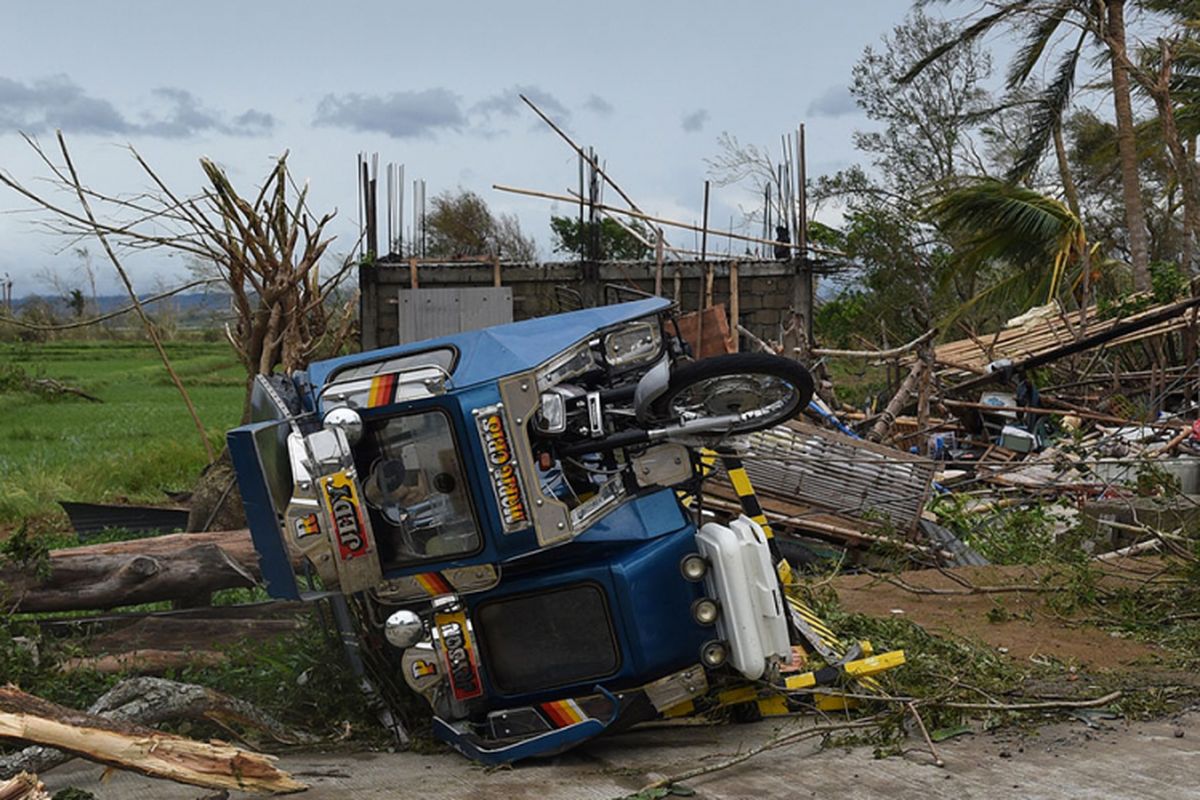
[436,609,484,701]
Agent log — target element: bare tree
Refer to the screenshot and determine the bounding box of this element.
[0,134,358,424]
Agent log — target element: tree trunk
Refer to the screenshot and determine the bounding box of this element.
[1054,121,1092,330]
[0,685,305,794]
[1142,42,1200,279]
[1105,0,1151,291]
[0,530,272,613]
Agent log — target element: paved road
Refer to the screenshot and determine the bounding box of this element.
[39,710,1200,799]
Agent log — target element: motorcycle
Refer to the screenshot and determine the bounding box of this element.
[228,295,902,763]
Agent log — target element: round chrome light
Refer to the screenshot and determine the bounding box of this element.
[323,406,364,445]
[680,553,708,582]
[700,639,728,668]
[691,597,720,625]
[384,609,424,649]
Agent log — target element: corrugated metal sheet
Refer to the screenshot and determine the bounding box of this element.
[397,287,513,344]
[931,299,1196,379]
[58,501,189,539]
[728,422,935,532]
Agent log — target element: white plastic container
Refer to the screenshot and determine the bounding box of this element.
[696,515,790,680]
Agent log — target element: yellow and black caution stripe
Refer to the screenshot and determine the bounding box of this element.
[719,455,774,538]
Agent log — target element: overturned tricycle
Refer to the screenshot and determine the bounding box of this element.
[229,297,903,763]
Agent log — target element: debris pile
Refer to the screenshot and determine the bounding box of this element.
[720,295,1200,568]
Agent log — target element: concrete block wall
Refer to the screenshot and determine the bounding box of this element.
[360,259,801,350]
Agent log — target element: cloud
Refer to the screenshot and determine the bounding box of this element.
[141,88,275,138]
[807,84,858,117]
[0,74,131,134]
[583,94,613,116]
[314,88,465,138]
[680,108,709,133]
[471,84,569,123]
[0,74,275,137]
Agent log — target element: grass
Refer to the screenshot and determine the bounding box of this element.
[0,339,245,528]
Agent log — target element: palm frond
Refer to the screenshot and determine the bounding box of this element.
[926,178,1085,284]
[899,1,1035,84]
[1006,31,1086,182]
[1005,1,1074,89]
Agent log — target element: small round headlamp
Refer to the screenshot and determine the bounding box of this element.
[680,553,708,582]
[691,597,720,625]
[700,639,729,668]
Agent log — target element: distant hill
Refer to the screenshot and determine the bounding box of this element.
[9,292,234,326]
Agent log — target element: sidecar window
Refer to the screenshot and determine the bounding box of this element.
[353,409,481,567]
[330,347,457,383]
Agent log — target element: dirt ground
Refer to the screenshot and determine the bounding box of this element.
[832,560,1166,669]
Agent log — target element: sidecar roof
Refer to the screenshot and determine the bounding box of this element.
[307,296,670,392]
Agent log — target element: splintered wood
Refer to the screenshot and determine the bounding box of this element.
[0,686,305,795]
[0,773,48,800]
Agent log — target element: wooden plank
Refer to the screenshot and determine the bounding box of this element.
[676,304,733,359]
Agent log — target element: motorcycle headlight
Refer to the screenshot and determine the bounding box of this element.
[536,341,597,390]
[534,391,567,434]
[602,320,662,368]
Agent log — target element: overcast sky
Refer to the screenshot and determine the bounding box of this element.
[0,0,955,296]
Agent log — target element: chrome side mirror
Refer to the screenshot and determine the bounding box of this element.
[323,406,363,445]
[384,609,424,649]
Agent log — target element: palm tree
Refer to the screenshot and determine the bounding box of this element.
[903,1,1152,292]
[926,177,1091,324]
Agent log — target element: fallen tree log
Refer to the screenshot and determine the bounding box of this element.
[0,530,293,614]
[0,683,307,794]
[58,648,229,674]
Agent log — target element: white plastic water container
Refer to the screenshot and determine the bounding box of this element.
[696,515,790,680]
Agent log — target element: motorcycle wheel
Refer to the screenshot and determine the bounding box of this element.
[649,353,813,434]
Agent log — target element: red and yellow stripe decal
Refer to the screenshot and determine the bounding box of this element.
[540,699,587,728]
[415,572,452,596]
[367,374,397,407]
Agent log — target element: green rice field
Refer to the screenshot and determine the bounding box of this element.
[0,340,245,528]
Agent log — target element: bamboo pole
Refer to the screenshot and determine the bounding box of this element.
[493,183,843,254]
[810,329,938,359]
[730,261,740,352]
[520,93,672,249]
[491,254,501,287]
[408,256,418,289]
[55,131,214,463]
[868,360,926,443]
[654,229,664,297]
[940,398,1185,429]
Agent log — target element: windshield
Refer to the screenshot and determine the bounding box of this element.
[353,409,481,567]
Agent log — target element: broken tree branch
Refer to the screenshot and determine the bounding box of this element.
[53,130,215,463]
[0,677,322,779]
[0,685,305,794]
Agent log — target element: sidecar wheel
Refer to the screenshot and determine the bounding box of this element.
[650,353,813,435]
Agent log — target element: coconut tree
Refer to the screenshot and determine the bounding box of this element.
[925,177,1091,324]
[904,1,1152,292]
